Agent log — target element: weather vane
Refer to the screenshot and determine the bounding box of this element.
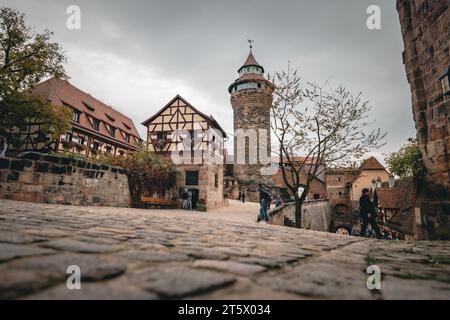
[248,39,254,51]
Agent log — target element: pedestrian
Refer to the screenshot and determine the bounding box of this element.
[258,184,270,223]
[359,188,381,238]
[274,193,282,207]
[181,188,188,209]
[187,190,193,211]
[224,192,229,206]
[238,191,242,202]
[241,191,246,203]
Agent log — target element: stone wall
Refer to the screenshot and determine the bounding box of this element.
[268,199,334,232]
[397,0,449,191]
[230,88,274,185]
[176,163,224,210]
[0,152,131,207]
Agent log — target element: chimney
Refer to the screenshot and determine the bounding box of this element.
[389,175,395,188]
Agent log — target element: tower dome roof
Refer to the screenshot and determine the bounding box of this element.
[238,50,265,73]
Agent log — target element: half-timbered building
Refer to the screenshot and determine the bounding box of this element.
[20,78,142,157]
[142,95,227,210]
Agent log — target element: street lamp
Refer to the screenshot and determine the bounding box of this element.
[440,66,450,96]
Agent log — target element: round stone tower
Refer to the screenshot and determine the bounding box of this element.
[228,47,275,184]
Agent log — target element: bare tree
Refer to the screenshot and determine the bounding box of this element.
[271,64,386,228]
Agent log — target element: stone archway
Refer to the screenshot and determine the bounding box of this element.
[333,203,352,234]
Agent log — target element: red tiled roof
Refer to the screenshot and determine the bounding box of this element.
[360,156,385,170]
[30,78,141,148]
[242,51,261,68]
[377,188,407,209]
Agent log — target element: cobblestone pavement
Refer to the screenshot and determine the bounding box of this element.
[1,199,450,300]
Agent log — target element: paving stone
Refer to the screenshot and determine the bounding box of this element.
[129,266,236,298]
[0,243,55,262]
[115,250,189,262]
[25,280,157,300]
[39,239,122,253]
[193,260,266,276]
[0,231,47,244]
[0,269,57,299]
[1,199,450,299]
[7,253,126,281]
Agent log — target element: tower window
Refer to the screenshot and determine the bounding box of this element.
[257,83,261,88]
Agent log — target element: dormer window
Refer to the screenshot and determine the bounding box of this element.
[93,119,100,131]
[72,111,80,123]
[125,133,131,143]
[110,127,116,137]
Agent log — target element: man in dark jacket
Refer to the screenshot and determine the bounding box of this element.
[258,184,271,222]
[359,188,381,238]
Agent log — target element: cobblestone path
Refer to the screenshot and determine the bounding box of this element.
[0,199,449,299]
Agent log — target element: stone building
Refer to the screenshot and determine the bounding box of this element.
[141,95,227,210]
[348,157,391,205]
[10,78,142,158]
[397,0,450,239]
[397,0,449,191]
[272,156,327,201]
[228,47,275,185]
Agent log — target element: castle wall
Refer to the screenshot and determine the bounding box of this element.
[0,152,131,207]
[397,0,449,191]
[231,88,273,184]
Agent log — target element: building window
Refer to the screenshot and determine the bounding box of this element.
[93,119,100,131]
[78,137,85,145]
[313,193,320,200]
[110,127,116,137]
[185,171,199,186]
[125,133,131,143]
[257,83,261,89]
[65,132,72,142]
[72,111,80,123]
[214,173,219,188]
[157,132,167,140]
[92,142,99,150]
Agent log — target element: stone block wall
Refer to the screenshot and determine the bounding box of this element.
[268,199,334,232]
[230,88,274,185]
[397,0,449,190]
[0,152,131,207]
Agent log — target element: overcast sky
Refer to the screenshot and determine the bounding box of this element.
[3,0,416,162]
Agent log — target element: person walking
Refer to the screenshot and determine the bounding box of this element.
[181,188,188,209]
[241,191,246,203]
[359,188,381,238]
[258,184,270,223]
[274,193,283,208]
[187,190,193,211]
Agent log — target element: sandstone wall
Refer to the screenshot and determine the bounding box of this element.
[231,88,273,185]
[397,0,449,190]
[0,152,131,207]
[268,199,334,232]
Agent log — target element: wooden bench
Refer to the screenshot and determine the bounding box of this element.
[140,196,177,209]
